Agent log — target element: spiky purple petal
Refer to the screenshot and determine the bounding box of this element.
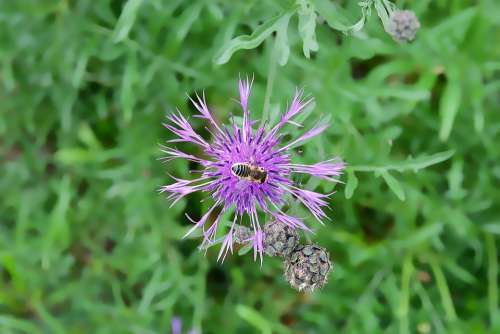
[288,158,345,182]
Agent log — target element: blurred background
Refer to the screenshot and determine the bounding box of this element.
[1,0,499,333]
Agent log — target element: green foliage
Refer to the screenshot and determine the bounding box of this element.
[1,0,499,333]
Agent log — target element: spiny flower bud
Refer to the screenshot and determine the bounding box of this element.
[388,10,420,42]
[233,225,252,244]
[284,244,332,292]
[263,221,300,257]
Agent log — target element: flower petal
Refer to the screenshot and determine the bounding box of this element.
[278,123,328,152]
[239,76,254,143]
[288,158,345,181]
[165,111,209,148]
[189,92,225,137]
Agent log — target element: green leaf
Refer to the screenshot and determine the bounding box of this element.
[112,0,144,42]
[55,148,94,164]
[297,0,319,58]
[380,170,405,201]
[275,12,291,66]
[0,316,43,334]
[443,258,476,284]
[121,51,138,122]
[312,0,352,32]
[78,123,101,150]
[350,150,454,173]
[439,78,462,141]
[446,159,466,200]
[429,7,477,45]
[236,305,272,334]
[373,0,395,32]
[394,223,444,249]
[345,170,358,199]
[175,2,203,41]
[238,243,253,256]
[482,223,500,235]
[213,10,294,65]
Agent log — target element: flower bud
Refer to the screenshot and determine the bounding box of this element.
[388,10,420,42]
[284,244,332,292]
[233,225,252,244]
[263,221,300,257]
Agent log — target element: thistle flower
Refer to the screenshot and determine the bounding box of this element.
[388,10,420,42]
[284,244,332,292]
[160,78,344,262]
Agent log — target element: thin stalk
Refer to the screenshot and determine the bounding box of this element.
[261,38,279,127]
[428,255,458,323]
[485,232,499,328]
[399,252,413,334]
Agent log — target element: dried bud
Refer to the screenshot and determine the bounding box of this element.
[233,225,252,244]
[388,10,420,42]
[263,221,300,257]
[284,244,332,292]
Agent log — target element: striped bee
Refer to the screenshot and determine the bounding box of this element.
[231,163,268,184]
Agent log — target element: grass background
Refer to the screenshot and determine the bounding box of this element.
[1,0,499,333]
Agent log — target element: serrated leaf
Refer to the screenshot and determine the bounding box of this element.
[297,0,319,58]
[380,170,405,201]
[275,12,291,66]
[346,1,372,34]
[345,170,358,199]
[373,0,395,32]
[113,0,144,42]
[213,11,294,65]
[312,0,352,32]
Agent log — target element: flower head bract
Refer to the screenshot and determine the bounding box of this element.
[160,78,344,263]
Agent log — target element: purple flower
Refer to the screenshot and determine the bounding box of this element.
[160,78,344,263]
[171,317,199,334]
[171,317,182,334]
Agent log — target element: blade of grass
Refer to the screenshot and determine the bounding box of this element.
[485,233,499,328]
[113,0,144,42]
[236,304,272,334]
[398,252,413,334]
[428,255,458,323]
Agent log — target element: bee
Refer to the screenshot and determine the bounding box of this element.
[231,163,268,184]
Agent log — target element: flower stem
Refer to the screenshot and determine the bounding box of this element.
[261,38,279,127]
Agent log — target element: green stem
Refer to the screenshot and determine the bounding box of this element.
[399,252,413,334]
[416,282,447,334]
[486,233,499,328]
[429,255,458,323]
[261,38,279,126]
